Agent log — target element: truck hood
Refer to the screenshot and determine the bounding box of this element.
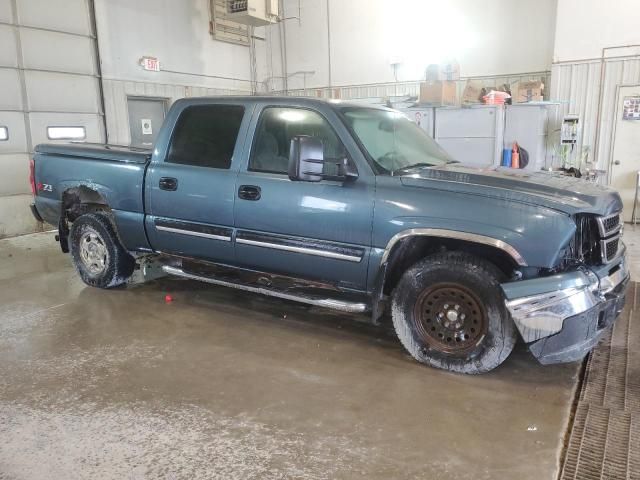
[399,164,622,215]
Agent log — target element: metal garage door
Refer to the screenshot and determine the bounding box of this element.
[0,0,104,237]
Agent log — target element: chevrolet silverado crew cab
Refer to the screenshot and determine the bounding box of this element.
[30,97,629,374]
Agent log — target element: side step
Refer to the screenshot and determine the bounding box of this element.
[162,265,369,313]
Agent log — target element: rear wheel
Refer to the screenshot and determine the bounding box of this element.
[70,212,135,288]
[391,251,517,374]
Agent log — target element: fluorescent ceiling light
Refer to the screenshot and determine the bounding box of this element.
[0,126,7,141]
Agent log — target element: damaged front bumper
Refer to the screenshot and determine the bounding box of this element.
[502,245,629,364]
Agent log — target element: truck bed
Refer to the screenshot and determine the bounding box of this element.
[35,143,152,164]
[33,143,152,251]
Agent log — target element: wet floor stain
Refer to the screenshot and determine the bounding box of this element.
[1,232,580,479]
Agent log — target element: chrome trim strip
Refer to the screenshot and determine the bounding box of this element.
[162,265,368,313]
[381,228,527,266]
[236,238,362,263]
[156,225,231,242]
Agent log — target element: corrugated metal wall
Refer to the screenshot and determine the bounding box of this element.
[282,71,551,101]
[550,56,640,175]
[102,79,249,145]
[0,0,103,237]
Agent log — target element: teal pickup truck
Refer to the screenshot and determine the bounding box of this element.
[30,96,628,374]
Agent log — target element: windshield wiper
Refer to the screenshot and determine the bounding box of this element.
[391,162,437,176]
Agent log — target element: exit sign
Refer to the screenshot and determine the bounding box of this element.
[140,56,160,72]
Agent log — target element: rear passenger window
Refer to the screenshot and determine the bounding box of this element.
[167,105,244,169]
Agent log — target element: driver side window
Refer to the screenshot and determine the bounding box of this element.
[249,107,346,176]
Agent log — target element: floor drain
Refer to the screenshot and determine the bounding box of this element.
[560,282,640,480]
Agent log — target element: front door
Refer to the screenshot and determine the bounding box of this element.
[145,102,250,263]
[234,105,375,291]
[610,85,640,221]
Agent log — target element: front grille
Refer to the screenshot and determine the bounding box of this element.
[568,212,622,266]
[597,213,622,236]
[602,237,620,263]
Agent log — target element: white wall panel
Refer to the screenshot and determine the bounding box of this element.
[0,0,100,237]
[0,152,30,195]
[29,112,102,147]
[25,71,99,112]
[554,0,640,62]
[281,0,557,90]
[0,112,28,153]
[0,25,18,67]
[17,0,91,35]
[0,69,23,109]
[0,194,42,238]
[0,0,13,22]
[550,57,640,176]
[94,0,250,88]
[21,29,96,74]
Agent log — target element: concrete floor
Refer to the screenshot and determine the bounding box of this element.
[5,230,635,480]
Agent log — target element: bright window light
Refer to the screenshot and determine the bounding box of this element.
[278,110,306,122]
[47,126,86,140]
[0,126,7,141]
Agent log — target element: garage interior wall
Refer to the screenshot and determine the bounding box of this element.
[276,0,557,96]
[93,0,256,145]
[0,0,103,237]
[0,0,278,237]
[549,0,640,172]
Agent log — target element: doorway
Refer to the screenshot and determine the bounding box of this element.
[127,97,168,148]
[610,84,640,221]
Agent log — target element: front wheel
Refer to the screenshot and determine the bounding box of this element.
[391,251,517,374]
[70,212,135,288]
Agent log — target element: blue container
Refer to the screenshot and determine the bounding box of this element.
[502,148,512,167]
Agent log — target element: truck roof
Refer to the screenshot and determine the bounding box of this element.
[174,95,393,111]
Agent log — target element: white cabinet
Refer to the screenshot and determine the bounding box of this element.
[398,107,435,137]
[434,105,504,168]
[504,104,550,171]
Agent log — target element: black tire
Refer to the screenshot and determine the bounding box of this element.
[69,212,135,288]
[391,251,517,374]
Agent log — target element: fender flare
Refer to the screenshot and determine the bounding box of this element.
[370,229,527,324]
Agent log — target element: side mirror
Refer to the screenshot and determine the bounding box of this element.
[288,135,324,182]
[337,157,359,180]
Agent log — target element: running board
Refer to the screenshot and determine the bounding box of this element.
[162,265,369,313]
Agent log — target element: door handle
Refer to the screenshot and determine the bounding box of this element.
[238,185,261,201]
[159,177,178,191]
[614,160,621,165]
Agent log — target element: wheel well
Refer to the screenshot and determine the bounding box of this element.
[383,235,519,295]
[62,186,111,222]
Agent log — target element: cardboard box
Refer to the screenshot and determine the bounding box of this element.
[461,80,483,103]
[425,62,460,82]
[419,81,456,105]
[512,80,544,103]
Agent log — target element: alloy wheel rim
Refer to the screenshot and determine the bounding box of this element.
[79,228,108,275]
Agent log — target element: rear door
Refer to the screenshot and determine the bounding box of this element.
[145,101,251,263]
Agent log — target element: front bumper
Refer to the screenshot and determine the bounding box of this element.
[502,246,629,364]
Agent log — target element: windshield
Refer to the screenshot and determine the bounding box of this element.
[340,107,455,174]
